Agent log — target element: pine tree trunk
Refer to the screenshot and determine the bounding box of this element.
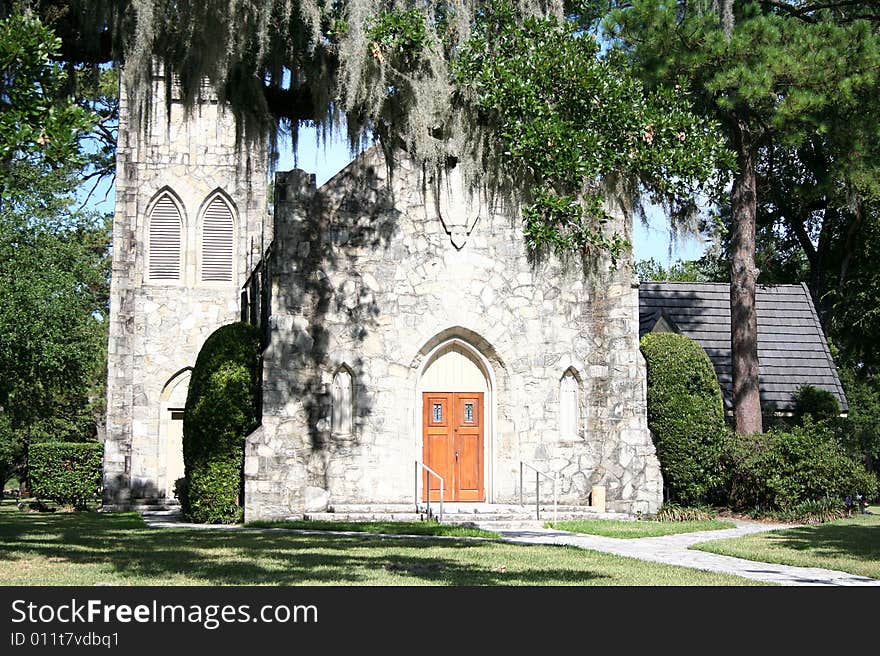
[730,119,763,434]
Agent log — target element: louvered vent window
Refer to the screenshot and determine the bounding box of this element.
[201,196,235,282]
[148,195,182,281]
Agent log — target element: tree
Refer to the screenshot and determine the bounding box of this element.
[0,9,110,491]
[606,1,880,433]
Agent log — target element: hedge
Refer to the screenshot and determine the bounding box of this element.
[183,322,261,523]
[725,420,878,510]
[28,442,102,508]
[640,332,727,505]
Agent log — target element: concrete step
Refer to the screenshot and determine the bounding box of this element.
[300,512,430,522]
[140,509,184,518]
[295,508,630,526]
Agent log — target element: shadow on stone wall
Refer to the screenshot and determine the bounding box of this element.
[271,157,400,484]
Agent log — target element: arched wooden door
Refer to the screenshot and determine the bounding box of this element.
[419,341,488,502]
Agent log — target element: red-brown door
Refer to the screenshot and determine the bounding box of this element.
[422,392,484,502]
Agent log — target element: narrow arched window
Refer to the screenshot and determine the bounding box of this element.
[560,369,579,438]
[201,194,235,282]
[148,194,182,282]
[331,367,353,435]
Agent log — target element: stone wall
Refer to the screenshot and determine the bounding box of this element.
[103,74,268,506]
[245,146,662,520]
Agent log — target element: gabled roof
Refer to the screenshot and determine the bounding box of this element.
[639,282,847,413]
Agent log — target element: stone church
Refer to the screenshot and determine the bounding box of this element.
[103,73,663,520]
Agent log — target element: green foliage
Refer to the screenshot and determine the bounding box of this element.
[724,420,879,511]
[635,257,723,283]
[27,442,102,508]
[792,385,840,424]
[749,498,844,525]
[0,413,20,492]
[640,332,727,505]
[0,12,111,493]
[0,11,94,189]
[834,367,880,473]
[653,503,717,523]
[453,2,732,261]
[183,323,261,524]
[367,10,431,72]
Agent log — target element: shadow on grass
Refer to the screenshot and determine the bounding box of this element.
[759,523,880,563]
[0,510,609,585]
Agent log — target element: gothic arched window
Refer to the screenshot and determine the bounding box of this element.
[200,193,236,283]
[148,192,183,282]
[331,367,353,435]
[560,369,580,438]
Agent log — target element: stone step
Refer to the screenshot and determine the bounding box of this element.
[129,497,180,508]
[325,503,609,515]
[296,510,627,525]
[300,512,430,522]
[140,509,184,518]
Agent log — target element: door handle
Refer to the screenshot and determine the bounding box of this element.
[455,451,460,459]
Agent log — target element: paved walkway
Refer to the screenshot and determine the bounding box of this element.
[141,513,879,586]
[493,520,880,586]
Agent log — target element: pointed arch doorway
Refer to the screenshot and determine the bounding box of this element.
[418,339,492,502]
[159,369,191,499]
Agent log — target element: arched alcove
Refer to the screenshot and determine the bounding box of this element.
[331,365,354,436]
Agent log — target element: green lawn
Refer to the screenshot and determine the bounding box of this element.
[0,504,758,585]
[548,518,735,538]
[246,519,499,538]
[692,506,880,580]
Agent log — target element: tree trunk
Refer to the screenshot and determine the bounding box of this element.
[730,119,763,434]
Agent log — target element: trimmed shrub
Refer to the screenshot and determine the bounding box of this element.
[640,332,727,505]
[793,384,840,424]
[725,419,879,511]
[28,442,102,508]
[183,322,260,524]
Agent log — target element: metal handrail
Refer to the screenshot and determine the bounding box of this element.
[520,461,558,524]
[415,461,444,523]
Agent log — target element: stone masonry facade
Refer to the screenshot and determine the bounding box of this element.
[243,145,663,519]
[103,74,267,507]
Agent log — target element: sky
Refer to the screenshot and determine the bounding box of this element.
[84,124,709,266]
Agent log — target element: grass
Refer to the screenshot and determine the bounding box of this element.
[691,506,880,580]
[246,519,500,538]
[548,518,735,538]
[0,502,758,586]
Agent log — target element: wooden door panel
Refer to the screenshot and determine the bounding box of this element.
[454,394,483,501]
[422,393,452,501]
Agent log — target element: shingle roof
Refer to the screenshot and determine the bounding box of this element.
[638,282,847,413]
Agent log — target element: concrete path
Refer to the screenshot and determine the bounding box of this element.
[493,520,880,586]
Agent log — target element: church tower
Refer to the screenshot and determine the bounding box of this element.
[103,72,268,507]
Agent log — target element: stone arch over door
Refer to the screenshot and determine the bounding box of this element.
[414,331,499,503]
[159,368,191,499]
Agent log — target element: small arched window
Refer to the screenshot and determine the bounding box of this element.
[560,369,580,438]
[148,193,183,282]
[200,194,235,283]
[331,367,353,435]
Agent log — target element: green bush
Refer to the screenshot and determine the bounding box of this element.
[793,384,841,424]
[28,442,102,508]
[640,332,727,505]
[725,420,878,511]
[183,323,260,524]
[653,503,717,522]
